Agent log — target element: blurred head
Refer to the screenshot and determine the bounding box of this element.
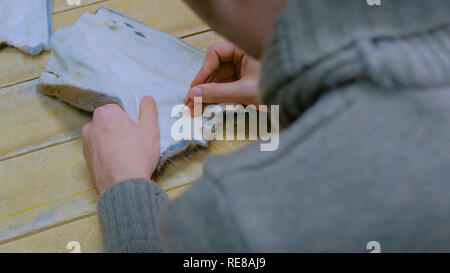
[183,0,288,59]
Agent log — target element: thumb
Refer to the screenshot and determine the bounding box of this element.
[138,96,159,134]
[190,81,246,105]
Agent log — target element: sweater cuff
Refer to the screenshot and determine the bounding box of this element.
[97,178,169,253]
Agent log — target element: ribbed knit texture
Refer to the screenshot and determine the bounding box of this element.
[98,179,168,252]
[261,0,450,128]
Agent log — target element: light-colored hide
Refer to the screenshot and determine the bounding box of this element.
[39,7,217,167]
[0,0,52,55]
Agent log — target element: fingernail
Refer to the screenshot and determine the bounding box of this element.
[191,87,202,97]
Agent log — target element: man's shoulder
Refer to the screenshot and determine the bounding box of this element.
[163,83,450,252]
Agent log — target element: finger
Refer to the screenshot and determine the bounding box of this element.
[189,103,212,117]
[184,86,202,107]
[81,141,98,193]
[92,103,127,123]
[188,81,248,105]
[85,156,99,194]
[190,42,237,87]
[191,76,238,104]
[190,51,220,88]
[219,76,239,83]
[208,62,237,83]
[138,96,159,135]
[82,140,89,160]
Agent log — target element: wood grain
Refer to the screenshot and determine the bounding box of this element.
[183,31,224,52]
[0,0,209,89]
[0,184,191,253]
[0,214,103,253]
[0,135,248,244]
[0,0,238,252]
[0,80,90,161]
[53,0,108,14]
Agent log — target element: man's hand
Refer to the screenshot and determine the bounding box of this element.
[183,42,261,116]
[81,96,160,194]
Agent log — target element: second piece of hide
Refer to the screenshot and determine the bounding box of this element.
[0,0,52,55]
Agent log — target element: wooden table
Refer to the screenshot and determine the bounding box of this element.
[0,0,244,252]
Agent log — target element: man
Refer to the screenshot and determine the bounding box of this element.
[81,0,450,252]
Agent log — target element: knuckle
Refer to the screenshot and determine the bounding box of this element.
[216,41,231,49]
[93,104,120,120]
[206,44,217,54]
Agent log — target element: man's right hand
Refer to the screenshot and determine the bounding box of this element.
[183,42,261,116]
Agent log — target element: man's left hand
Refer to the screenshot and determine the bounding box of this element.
[81,96,160,194]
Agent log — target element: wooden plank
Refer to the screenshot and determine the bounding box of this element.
[0,0,237,253]
[0,49,50,89]
[0,185,189,253]
[0,31,230,242]
[183,31,225,52]
[0,16,229,249]
[0,80,90,161]
[0,0,209,89]
[0,136,248,243]
[0,214,102,253]
[0,139,97,243]
[53,0,108,14]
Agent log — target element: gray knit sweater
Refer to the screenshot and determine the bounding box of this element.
[98,0,450,252]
